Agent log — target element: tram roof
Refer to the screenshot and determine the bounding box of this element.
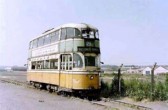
[59,23,98,31]
[31,23,98,41]
[43,23,98,34]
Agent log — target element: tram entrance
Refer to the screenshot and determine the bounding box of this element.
[60,54,73,88]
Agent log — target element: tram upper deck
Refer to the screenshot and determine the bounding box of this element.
[28,23,101,71]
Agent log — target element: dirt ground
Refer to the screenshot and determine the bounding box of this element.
[0,71,168,110]
[0,71,127,110]
[0,80,107,110]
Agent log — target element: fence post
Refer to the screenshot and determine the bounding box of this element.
[118,64,123,95]
[151,62,157,101]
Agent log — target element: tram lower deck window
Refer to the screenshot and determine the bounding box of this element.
[85,56,95,66]
[50,59,58,69]
[73,54,83,68]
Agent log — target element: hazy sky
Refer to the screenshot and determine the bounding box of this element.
[0,0,168,66]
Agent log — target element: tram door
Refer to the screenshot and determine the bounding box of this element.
[60,54,72,88]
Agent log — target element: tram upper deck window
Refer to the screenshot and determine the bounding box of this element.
[51,31,59,43]
[38,37,44,47]
[61,28,66,40]
[82,30,95,39]
[32,39,38,48]
[67,28,74,38]
[29,41,33,49]
[44,35,51,45]
[75,28,80,37]
[66,28,81,39]
[95,31,99,39]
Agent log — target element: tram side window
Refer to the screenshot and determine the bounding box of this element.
[44,35,51,45]
[75,28,81,37]
[44,60,50,69]
[38,37,44,47]
[31,62,36,69]
[32,39,38,48]
[50,59,58,69]
[65,55,72,70]
[95,56,100,67]
[67,28,74,38]
[51,31,59,43]
[61,28,66,40]
[29,41,33,49]
[85,56,95,66]
[61,54,72,70]
[73,54,83,68]
[61,55,65,70]
[36,61,44,69]
[68,55,72,70]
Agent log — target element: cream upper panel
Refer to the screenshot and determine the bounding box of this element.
[31,43,58,57]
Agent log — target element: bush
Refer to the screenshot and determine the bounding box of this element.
[153,81,167,101]
[124,79,151,101]
[100,80,110,98]
[100,74,168,101]
[110,74,125,97]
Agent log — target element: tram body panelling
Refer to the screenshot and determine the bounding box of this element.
[27,23,101,97]
[27,71,99,89]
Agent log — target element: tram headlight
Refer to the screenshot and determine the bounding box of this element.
[90,75,94,80]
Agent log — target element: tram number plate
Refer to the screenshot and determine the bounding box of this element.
[78,47,100,53]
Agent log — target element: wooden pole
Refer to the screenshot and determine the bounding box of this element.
[118,64,123,95]
[151,62,157,101]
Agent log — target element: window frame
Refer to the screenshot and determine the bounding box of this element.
[50,59,58,69]
[29,41,33,49]
[44,35,51,45]
[73,53,83,68]
[32,39,38,48]
[61,28,67,40]
[37,36,44,47]
[85,56,96,66]
[51,30,59,43]
[66,27,75,39]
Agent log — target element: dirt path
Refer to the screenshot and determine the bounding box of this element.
[0,81,107,110]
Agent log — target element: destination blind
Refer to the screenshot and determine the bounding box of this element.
[78,47,100,53]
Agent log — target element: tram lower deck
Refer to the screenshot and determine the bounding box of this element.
[27,71,99,90]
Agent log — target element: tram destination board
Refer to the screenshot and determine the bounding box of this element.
[78,47,100,53]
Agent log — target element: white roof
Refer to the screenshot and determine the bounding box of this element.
[155,66,168,71]
[59,23,98,31]
[143,67,151,70]
[31,23,98,41]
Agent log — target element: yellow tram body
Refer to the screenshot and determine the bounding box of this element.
[27,71,99,89]
[27,23,101,97]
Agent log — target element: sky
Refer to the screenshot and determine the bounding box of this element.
[0,0,168,66]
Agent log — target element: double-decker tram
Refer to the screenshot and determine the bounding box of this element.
[27,23,101,98]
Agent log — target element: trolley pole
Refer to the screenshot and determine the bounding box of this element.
[151,62,157,101]
[118,64,123,95]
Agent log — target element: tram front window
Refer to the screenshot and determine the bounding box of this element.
[85,56,96,66]
[82,30,95,39]
[95,31,99,39]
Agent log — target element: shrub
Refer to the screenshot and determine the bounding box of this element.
[153,81,167,101]
[124,79,151,101]
[100,74,168,101]
[100,80,110,98]
[110,74,125,97]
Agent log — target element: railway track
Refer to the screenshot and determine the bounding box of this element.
[0,78,152,110]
